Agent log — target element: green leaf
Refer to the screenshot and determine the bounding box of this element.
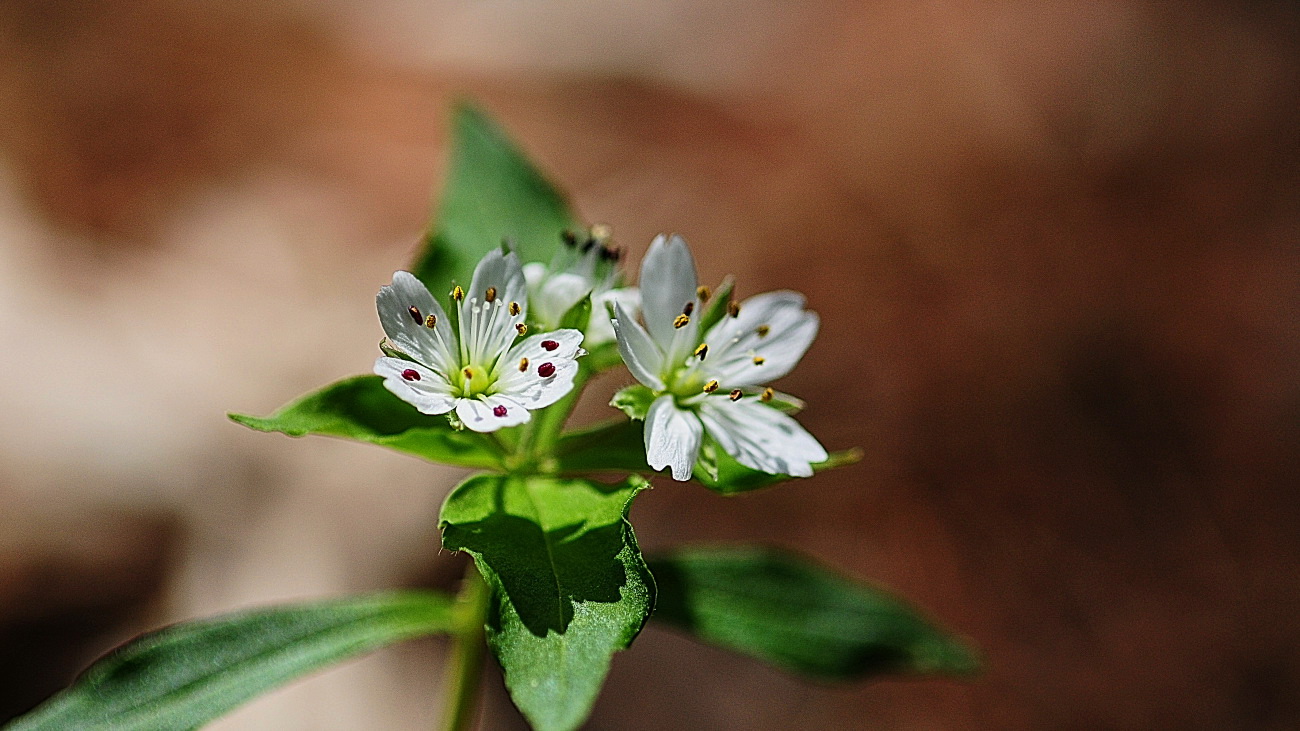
[649,547,980,679]
[439,474,654,731]
[609,384,655,421]
[412,103,580,290]
[229,375,501,469]
[553,419,860,493]
[6,591,456,731]
[557,292,593,332]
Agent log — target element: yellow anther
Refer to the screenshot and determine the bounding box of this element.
[451,285,464,302]
[509,302,521,316]
[682,301,695,316]
[697,285,712,303]
[729,389,743,401]
[516,323,528,335]
[756,324,770,337]
[694,343,709,360]
[463,367,474,380]
[753,356,766,365]
[485,286,497,303]
[674,314,690,329]
[761,387,774,402]
[424,314,437,329]
[727,301,740,318]
[703,380,720,393]
[518,357,529,372]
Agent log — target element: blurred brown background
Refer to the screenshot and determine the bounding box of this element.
[1,0,1298,728]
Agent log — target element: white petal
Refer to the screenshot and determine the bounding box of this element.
[494,328,584,408]
[645,394,704,481]
[611,302,665,390]
[533,272,592,328]
[639,234,700,352]
[704,290,819,387]
[376,271,456,374]
[697,397,827,477]
[374,357,456,415]
[588,286,639,346]
[456,394,531,432]
[468,249,528,315]
[496,358,579,409]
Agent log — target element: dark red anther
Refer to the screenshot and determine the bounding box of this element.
[401,368,421,381]
[537,362,556,378]
[493,405,508,417]
[407,305,423,324]
[541,340,559,351]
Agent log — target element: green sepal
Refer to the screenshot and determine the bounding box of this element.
[411,103,580,290]
[609,384,655,421]
[7,591,456,731]
[558,291,593,331]
[696,276,736,333]
[649,546,980,679]
[439,474,654,731]
[229,375,501,469]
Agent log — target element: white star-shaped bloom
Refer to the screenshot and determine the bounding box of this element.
[374,250,584,432]
[522,228,639,347]
[611,234,828,480]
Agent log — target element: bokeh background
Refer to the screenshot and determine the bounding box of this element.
[2,0,1298,728]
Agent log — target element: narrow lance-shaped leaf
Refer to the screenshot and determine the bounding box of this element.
[229,375,502,469]
[413,103,581,290]
[554,419,860,493]
[439,474,654,731]
[7,591,457,731]
[649,546,980,679]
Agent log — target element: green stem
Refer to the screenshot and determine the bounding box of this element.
[527,364,591,466]
[440,564,490,731]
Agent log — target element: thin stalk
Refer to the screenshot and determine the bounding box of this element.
[527,365,591,466]
[440,564,490,731]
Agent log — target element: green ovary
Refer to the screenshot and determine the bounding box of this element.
[457,364,493,397]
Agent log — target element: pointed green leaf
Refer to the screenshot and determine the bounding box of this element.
[412,103,580,290]
[7,591,456,731]
[609,385,655,421]
[649,547,980,679]
[557,292,593,332]
[229,375,501,469]
[554,419,860,493]
[439,474,653,731]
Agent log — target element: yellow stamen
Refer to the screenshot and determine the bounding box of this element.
[694,343,709,360]
[509,302,521,316]
[424,314,437,328]
[753,356,766,365]
[729,389,743,401]
[727,301,740,318]
[756,324,770,337]
[518,357,529,372]
[463,367,474,380]
[451,285,464,302]
[697,285,711,303]
[485,287,497,303]
[761,387,774,402]
[674,314,690,329]
[516,323,528,335]
[703,380,720,393]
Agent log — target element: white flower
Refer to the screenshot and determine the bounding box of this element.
[374,250,584,432]
[611,234,827,480]
[522,228,639,346]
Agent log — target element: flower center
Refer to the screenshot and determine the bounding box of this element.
[457,364,492,397]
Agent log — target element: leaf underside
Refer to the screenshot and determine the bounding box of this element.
[649,546,980,680]
[6,591,456,731]
[439,474,653,731]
